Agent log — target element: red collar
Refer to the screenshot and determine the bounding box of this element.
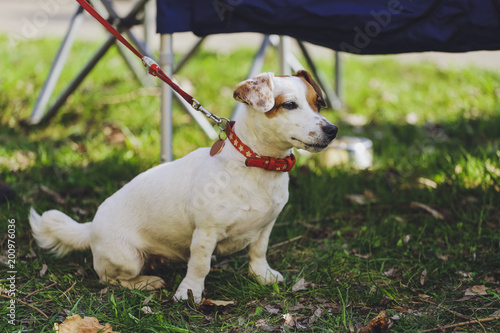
[224,121,296,172]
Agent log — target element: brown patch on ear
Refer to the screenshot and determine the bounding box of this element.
[294,70,327,111]
[265,95,287,118]
[233,87,250,105]
[233,73,275,112]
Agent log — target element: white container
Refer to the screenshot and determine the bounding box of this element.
[318,136,373,169]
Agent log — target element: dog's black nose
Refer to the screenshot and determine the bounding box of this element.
[323,124,338,140]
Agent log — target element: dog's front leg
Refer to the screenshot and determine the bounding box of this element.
[174,228,217,303]
[248,220,284,285]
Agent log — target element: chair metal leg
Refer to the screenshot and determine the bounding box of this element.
[40,35,116,124]
[30,0,152,125]
[334,51,344,107]
[159,34,218,162]
[159,34,174,162]
[29,5,85,125]
[277,35,291,75]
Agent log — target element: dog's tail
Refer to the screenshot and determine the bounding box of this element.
[29,207,92,257]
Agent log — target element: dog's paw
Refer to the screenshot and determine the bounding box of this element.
[173,280,203,303]
[250,264,284,285]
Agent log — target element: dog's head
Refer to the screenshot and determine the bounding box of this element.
[233,70,337,153]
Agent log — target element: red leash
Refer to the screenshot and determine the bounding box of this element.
[75,0,220,122]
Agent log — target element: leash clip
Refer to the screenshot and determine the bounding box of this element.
[192,98,229,130]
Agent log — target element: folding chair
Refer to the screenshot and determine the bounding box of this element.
[30,0,153,125]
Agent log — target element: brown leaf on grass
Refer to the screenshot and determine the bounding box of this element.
[410,202,444,220]
[39,264,48,277]
[142,294,153,306]
[457,271,473,280]
[465,285,488,296]
[40,185,66,205]
[283,313,298,329]
[356,310,390,333]
[200,299,236,307]
[403,234,411,245]
[383,268,394,277]
[418,177,437,188]
[308,307,324,326]
[264,304,280,314]
[292,278,316,292]
[255,319,278,332]
[456,295,474,302]
[54,314,118,333]
[345,192,378,205]
[420,269,427,286]
[141,306,160,315]
[436,254,451,261]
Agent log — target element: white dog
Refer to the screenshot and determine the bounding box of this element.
[29,70,338,303]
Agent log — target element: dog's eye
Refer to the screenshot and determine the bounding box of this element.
[281,101,298,110]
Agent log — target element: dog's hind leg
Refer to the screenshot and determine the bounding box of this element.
[93,245,165,290]
[248,220,284,285]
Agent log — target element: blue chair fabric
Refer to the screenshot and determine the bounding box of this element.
[156,0,500,54]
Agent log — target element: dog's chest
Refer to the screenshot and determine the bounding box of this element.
[201,171,289,255]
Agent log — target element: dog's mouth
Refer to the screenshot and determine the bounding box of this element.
[291,137,330,151]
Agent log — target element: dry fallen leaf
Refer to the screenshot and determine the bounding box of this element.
[141,306,159,314]
[457,271,473,280]
[418,177,437,188]
[39,264,48,277]
[383,268,395,277]
[255,319,278,332]
[142,294,153,306]
[200,299,236,307]
[403,234,411,245]
[292,278,316,292]
[54,314,118,333]
[420,269,427,286]
[283,313,297,329]
[264,304,280,314]
[436,254,450,261]
[465,285,488,296]
[308,307,324,325]
[410,201,444,220]
[345,193,378,205]
[356,310,390,333]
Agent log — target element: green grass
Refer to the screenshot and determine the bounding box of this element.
[1,35,499,332]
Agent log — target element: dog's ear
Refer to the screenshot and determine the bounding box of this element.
[293,70,327,109]
[233,72,275,112]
